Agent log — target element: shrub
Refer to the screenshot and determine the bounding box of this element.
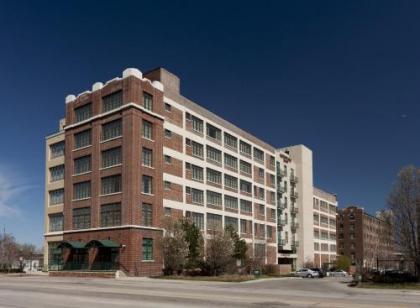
[262,264,279,276]
[371,271,417,283]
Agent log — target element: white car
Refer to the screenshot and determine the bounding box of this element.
[328,270,348,277]
[295,268,319,278]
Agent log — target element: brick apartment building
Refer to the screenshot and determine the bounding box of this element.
[44,67,337,276]
[337,206,395,269]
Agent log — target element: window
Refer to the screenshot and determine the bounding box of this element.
[206,123,221,141]
[74,130,91,149]
[50,141,65,159]
[207,213,222,230]
[101,147,122,168]
[191,115,203,133]
[142,120,153,140]
[143,92,153,111]
[74,156,91,175]
[192,165,204,182]
[101,203,121,227]
[313,214,319,225]
[164,129,172,138]
[142,147,153,167]
[74,103,92,122]
[50,165,65,182]
[253,147,264,162]
[49,189,64,205]
[321,231,329,240]
[164,103,171,112]
[191,188,204,205]
[224,174,238,190]
[49,214,63,232]
[141,203,153,226]
[267,225,273,239]
[240,199,252,213]
[258,204,265,216]
[164,181,171,190]
[224,132,237,150]
[164,155,172,164]
[164,207,172,216]
[224,153,238,170]
[142,175,153,194]
[224,195,238,210]
[192,141,204,158]
[102,119,122,141]
[240,160,252,175]
[73,181,91,200]
[240,219,249,234]
[314,242,320,251]
[142,238,153,261]
[206,168,222,185]
[321,243,329,251]
[258,168,264,178]
[269,155,275,168]
[72,207,91,230]
[206,190,222,207]
[186,212,204,230]
[206,145,222,163]
[240,180,252,194]
[101,175,122,195]
[240,141,251,156]
[255,187,265,200]
[102,91,123,112]
[225,216,238,231]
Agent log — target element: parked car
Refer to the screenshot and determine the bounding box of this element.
[328,270,348,277]
[295,268,319,278]
[311,268,326,278]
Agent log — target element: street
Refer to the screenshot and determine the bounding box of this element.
[0,275,419,307]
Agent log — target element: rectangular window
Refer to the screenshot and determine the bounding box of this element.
[101,147,122,168]
[74,156,91,175]
[192,165,204,182]
[142,147,153,167]
[164,103,171,112]
[206,168,222,185]
[73,181,91,200]
[102,119,122,141]
[253,147,264,162]
[72,207,91,230]
[224,153,238,170]
[49,214,64,232]
[102,91,123,112]
[164,181,171,190]
[101,175,122,195]
[224,132,237,150]
[224,174,238,190]
[100,203,121,227]
[186,212,204,230]
[50,141,65,159]
[240,180,252,194]
[74,103,92,122]
[191,115,203,133]
[206,123,221,141]
[74,130,91,149]
[164,129,172,138]
[255,187,265,200]
[143,92,153,111]
[258,168,264,178]
[206,190,222,207]
[49,189,64,205]
[207,213,222,230]
[240,160,252,175]
[240,199,252,213]
[269,155,275,168]
[258,204,265,216]
[191,188,204,205]
[141,203,153,226]
[225,216,238,231]
[142,120,153,140]
[240,219,249,234]
[164,155,172,164]
[206,145,222,163]
[224,195,238,210]
[240,141,252,156]
[142,238,153,261]
[50,165,65,182]
[142,175,153,194]
[192,141,204,158]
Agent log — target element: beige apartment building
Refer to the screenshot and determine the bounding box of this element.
[43,67,337,275]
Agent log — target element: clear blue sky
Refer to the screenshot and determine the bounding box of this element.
[0,1,419,248]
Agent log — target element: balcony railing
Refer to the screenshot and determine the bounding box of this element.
[291,241,299,249]
[278,239,286,246]
[277,185,286,194]
[290,191,298,199]
[277,169,287,178]
[291,222,299,230]
[278,201,287,210]
[290,206,299,214]
[278,219,287,227]
[290,175,298,184]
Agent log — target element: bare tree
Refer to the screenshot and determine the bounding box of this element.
[203,226,234,276]
[0,232,18,270]
[388,165,420,277]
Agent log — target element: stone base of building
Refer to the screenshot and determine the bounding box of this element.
[49,271,116,278]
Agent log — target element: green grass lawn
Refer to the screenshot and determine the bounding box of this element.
[358,282,420,290]
[153,274,258,282]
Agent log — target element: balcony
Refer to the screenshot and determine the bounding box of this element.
[278,219,287,227]
[277,184,286,194]
[277,169,287,178]
[278,239,286,246]
[291,221,299,230]
[290,206,299,214]
[290,191,298,199]
[291,240,299,250]
[290,175,298,184]
[278,201,287,210]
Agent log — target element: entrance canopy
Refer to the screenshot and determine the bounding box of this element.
[85,240,120,248]
[57,241,86,249]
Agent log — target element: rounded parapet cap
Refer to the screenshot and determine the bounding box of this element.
[65,94,76,104]
[123,68,143,79]
[92,82,104,91]
[152,80,164,91]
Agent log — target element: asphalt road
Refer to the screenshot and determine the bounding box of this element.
[0,275,419,308]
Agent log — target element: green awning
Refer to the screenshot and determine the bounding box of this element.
[57,241,86,249]
[85,240,120,248]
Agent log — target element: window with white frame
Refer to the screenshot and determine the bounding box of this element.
[239,140,251,156]
[225,216,238,231]
[142,175,153,194]
[224,195,238,210]
[240,199,252,213]
[49,189,64,205]
[50,141,65,159]
[102,119,122,141]
[192,165,204,182]
[206,123,221,141]
[240,180,252,194]
[240,160,252,175]
[253,147,264,162]
[74,155,91,175]
[49,214,63,232]
[206,168,222,185]
[191,188,204,205]
[206,145,222,163]
[72,207,90,230]
[224,153,238,170]
[142,147,153,167]
[50,165,64,182]
[100,203,121,227]
[142,120,153,140]
[224,132,237,150]
[206,190,222,207]
[102,91,122,112]
[73,181,91,200]
[143,92,153,111]
[74,130,91,149]
[207,213,222,230]
[192,141,204,158]
[101,147,122,168]
[74,103,92,123]
[101,175,122,195]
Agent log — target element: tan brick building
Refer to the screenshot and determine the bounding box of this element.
[44,67,337,275]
